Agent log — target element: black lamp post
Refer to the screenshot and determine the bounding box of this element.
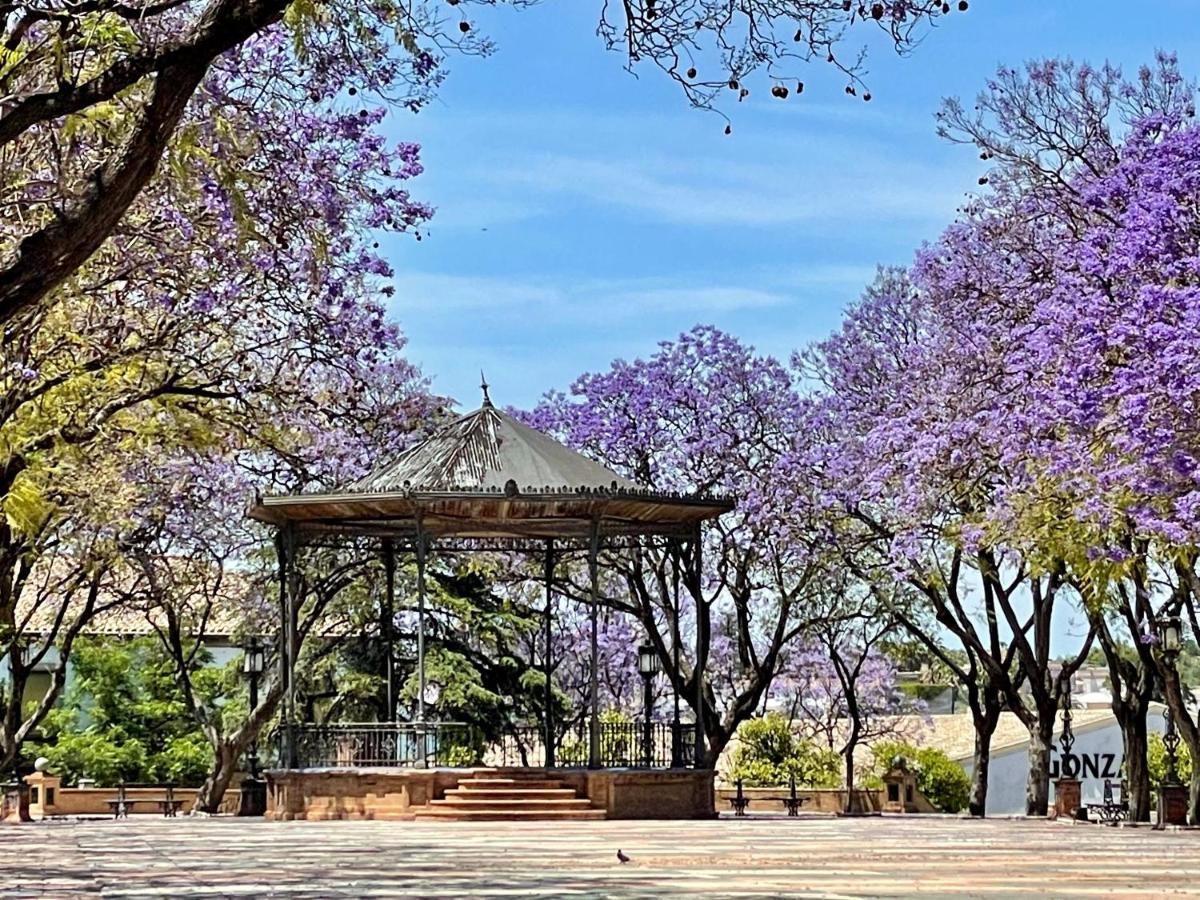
[1157,614,1187,826]
[1059,688,1075,758]
[1051,681,1081,819]
[1161,614,1183,658]
[637,643,660,768]
[243,637,265,779]
[1161,616,1183,785]
[238,637,267,817]
[1163,707,1182,785]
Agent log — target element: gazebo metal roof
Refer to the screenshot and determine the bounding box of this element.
[249,392,733,542]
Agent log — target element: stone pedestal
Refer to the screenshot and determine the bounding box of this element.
[1,778,31,824]
[1157,783,1188,827]
[882,765,918,814]
[23,771,61,820]
[1053,778,1081,819]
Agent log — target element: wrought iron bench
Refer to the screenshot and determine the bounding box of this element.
[728,778,751,816]
[155,784,184,817]
[1086,779,1128,824]
[105,782,135,818]
[782,776,809,816]
[105,782,184,818]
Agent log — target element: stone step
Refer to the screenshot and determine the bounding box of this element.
[432,797,595,810]
[458,777,565,787]
[446,787,580,801]
[413,807,607,821]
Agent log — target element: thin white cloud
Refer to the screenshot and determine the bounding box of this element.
[389,265,879,408]
[488,151,966,228]
[388,271,845,320]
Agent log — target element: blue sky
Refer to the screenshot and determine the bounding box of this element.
[382,1,1200,413]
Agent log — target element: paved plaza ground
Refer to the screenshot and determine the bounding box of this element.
[4,814,1200,898]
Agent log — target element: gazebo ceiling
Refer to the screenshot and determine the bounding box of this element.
[249,392,734,541]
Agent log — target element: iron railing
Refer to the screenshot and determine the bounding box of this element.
[490,721,696,769]
[282,720,697,769]
[283,722,479,768]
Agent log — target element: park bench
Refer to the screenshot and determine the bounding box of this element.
[782,776,809,817]
[1085,779,1128,824]
[105,782,184,818]
[729,779,751,816]
[105,782,137,818]
[155,784,184,817]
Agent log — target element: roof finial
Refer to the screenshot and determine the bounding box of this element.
[480,370,493,407]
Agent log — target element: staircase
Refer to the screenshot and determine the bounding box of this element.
[414,770,606,821]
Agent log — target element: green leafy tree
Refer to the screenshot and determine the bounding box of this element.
[727,713,841,788]
[28,636,214,786]
[1149,733,1194,787]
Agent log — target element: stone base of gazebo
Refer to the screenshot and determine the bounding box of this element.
[265,767,715,821]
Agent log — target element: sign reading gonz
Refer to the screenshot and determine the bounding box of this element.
[1049,751,1122,780]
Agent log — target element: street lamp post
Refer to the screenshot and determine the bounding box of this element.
[2,642,31,823]
[238,637,267,817]
[1163,707,1182,785]
[1158,615,1187,827]
[1162,615,1182,658]
[637,643,660,768]
[1052,683,1080,819]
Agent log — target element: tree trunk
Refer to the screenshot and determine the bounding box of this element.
[1190,766,1200,826]
[843,746,856,814]
[192,744,240,815]
[1025,720,1053,817]
[968,720,994,817]
[1121,704,1151,822]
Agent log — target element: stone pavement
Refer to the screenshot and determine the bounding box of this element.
[4,814,1199,898]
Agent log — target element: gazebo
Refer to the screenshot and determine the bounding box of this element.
[249,383,733,820]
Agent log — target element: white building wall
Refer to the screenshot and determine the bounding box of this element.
[960,714,1166,816]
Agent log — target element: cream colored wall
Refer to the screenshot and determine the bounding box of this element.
[25,773,241,817]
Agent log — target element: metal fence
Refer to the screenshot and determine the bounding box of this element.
[283,720,696,769]
[283,722,478,768]
[463,720,696,768]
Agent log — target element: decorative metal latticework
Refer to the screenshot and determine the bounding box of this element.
[281,720,694,770]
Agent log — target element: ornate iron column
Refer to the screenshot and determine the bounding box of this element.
[671,538,683,768]
[543,540,555,768]
[415,524,428,720]
[588,520,601,769]
[692,523,705,770]
[381,538,397,723]
[275,524,298,768]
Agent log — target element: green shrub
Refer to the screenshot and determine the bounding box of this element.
[1149,733,1193,786]
[866,740,970,813]
[728,714,841,787]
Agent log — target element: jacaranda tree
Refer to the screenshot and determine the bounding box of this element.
[0,1,964,325]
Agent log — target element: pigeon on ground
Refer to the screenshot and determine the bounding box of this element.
[616,849,631,864]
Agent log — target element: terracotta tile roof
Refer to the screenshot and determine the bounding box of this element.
[18,556,268,640]
[896,707,1133,762]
